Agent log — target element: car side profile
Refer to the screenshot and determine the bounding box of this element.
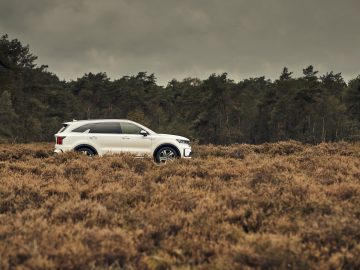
[54,119,192,163]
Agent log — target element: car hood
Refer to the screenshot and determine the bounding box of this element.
[153,133,189,141]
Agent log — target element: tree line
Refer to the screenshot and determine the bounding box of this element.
[0,34,359,144]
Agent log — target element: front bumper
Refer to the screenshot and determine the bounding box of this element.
[183,148,192,157]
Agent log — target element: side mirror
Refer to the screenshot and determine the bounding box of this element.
[140,130,148,136]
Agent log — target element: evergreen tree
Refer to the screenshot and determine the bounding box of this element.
[0,90,17,138]
[279,67,293,81]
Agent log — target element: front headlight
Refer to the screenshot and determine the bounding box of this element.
[176,139,190,144]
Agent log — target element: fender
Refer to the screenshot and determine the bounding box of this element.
[153,143,181,158]
[74,144,98,155]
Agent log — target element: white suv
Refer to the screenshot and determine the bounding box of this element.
[54,119,192,163]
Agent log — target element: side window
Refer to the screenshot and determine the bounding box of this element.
[72,123,93,133]
[89,122,122,134]
[120,122,142,134]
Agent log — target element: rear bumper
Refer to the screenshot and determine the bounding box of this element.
[54,145,72,154]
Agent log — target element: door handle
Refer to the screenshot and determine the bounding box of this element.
[89,136,97,139]
[122,137,130,139]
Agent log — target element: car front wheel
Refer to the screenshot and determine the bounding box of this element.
[155,147,178,163]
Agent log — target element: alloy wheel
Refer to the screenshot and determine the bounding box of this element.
[159,149,176,163]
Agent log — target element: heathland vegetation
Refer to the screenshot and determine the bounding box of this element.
[1,34,360,144]
[1,142,360,269]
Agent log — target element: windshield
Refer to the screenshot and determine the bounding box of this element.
[138,123,156,134]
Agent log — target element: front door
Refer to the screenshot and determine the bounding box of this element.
[120,122,152,156]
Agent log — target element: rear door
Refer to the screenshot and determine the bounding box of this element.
[119,122,152,156]
[88,122,122,154]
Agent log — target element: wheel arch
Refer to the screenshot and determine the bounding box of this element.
[153,143,181,159]
[74,144,98,155]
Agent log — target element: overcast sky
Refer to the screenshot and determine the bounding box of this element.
[0,0,359,85]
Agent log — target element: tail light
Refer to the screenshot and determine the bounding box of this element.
[56,136,65,145]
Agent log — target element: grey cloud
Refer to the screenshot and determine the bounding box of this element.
[0,0,359,84]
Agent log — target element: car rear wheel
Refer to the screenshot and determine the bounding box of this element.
[76,147,95,156]
[155,146,178,163]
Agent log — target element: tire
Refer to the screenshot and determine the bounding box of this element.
[155,146,179,163]
[76,147,95,156]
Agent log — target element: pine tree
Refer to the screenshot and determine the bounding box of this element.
[0,90,18,138]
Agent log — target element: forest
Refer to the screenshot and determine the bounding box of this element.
[0,34,359,144]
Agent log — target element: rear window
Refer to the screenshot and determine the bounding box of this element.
[57,124,69,133]
[72,123,93,133]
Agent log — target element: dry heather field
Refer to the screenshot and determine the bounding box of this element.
[0,141,360,270]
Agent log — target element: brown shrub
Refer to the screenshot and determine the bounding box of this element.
[0,142,360,269]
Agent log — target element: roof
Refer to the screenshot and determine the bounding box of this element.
[64,119,135,124]
[61,119,156,134]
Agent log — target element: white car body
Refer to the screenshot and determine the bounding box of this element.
[54,119,192,161]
